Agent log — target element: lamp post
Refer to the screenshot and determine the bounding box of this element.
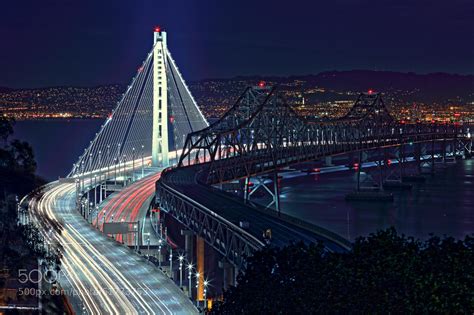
[144,232,150,259]
[158,239,162,267]
[178,255,184,288]
[80,199,84,217]
[95,206,99,229]
[132,147,135,181]
[141,144,145,178]
[203,280,209,311]
[122,154,126,186]
[81,161,84,192]
[195,272,200,308]
[169,248,173,279]
[116,143,121,185]
[133,223,138,251]
[101,210,106,232]
[89,153,92,194]
[187,263,193,298]
[114,158,117,186]
[106,145,110,192]
[98,150,102,182]
[94,175,97,205]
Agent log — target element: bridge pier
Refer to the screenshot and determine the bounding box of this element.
[181,230,194,263]
[196,236,205,303]
[243,171,281,214]
[347,148,394,201]
[462,138,473,158]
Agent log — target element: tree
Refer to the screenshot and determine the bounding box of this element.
[9,139,37,173]
[0,116,14,144]
[210,228,474,314]
[0,117,43,196]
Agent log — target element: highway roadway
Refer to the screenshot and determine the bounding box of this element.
[94,172,161,246]
[26,180,197,314]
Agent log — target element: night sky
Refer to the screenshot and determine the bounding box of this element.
[1,0,473,88]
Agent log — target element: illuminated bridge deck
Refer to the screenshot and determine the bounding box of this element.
[160,164,352,253]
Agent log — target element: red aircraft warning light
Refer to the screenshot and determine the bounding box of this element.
[154,26,162,33]
[258,81,266,88]
[367,89,374,95]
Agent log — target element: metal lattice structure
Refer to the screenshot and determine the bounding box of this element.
[156,178,264,268]
[178,87,470,184]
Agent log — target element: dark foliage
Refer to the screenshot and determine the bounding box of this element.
[211,228,474,314]
[0,116,44,197]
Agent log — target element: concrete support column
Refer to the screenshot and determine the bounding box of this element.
[196,236,205,302]
[181,230,194,262]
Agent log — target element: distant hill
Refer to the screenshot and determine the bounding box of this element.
[308,70,474,101]
[200,70,474,103]
[0,87,14,93]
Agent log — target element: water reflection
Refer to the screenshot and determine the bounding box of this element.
[279,160,474,241]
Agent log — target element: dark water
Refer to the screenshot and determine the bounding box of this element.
[13,119,103,180]
[12,120,474,240]
[279,160,474,240]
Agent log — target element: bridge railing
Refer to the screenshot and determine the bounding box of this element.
[156,167,265,268]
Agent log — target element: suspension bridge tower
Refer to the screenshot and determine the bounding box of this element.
[152,27,169,167]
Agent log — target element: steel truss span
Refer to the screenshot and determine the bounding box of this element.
[179,87,470,184]
[69,46,208,177]
[156,86,473,268]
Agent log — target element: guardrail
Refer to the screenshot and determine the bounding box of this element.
[156,167,264,268]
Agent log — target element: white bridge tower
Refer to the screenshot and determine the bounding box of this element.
[152,27,169,167]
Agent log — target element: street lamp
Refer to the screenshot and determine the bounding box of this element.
[187,263,193,298]
[158,239,162,267]
[114,158,118,186]
[169,248,173,279]
[203,280,209,311]
[141,144,145,178]
[101,211,106,232]
[89,202,93,221]
[178,255,184,288]
[122,154,126,185]
[93,175,97,205]
[132,147,135,181]
[144,232,150,259]
[195,272,200,308]
[95,206,99,229]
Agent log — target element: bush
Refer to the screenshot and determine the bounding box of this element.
[211,228,474,314]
